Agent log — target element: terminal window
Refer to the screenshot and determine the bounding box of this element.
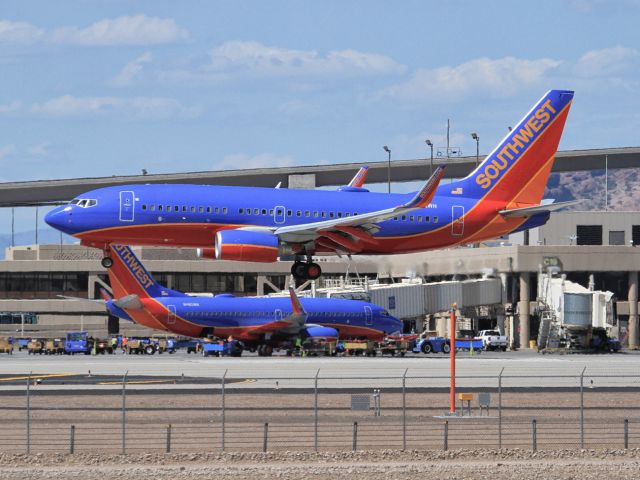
[609,231,625,246]
[576,225,603,245]
[633,225,640,246]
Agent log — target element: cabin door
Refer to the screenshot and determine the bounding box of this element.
[364,306,373,326]
[119,191,135,222]
[167,305,176,325]
[451,205,464,237]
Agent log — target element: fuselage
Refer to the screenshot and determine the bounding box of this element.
[45,183,525,254]
[107,293,402,341]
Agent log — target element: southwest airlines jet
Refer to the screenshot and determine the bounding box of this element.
[99,244,401,354]
[46,90,574,281]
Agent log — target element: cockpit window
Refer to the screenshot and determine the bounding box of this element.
[381,310,390,316]
[69,198,98,208]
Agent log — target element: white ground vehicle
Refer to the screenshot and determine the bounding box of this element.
[478,330,507,351]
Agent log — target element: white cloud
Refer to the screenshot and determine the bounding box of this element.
[0,20,44,44]
[207,41,406,78]
[112,52,153,87]
[574,46,640,77]
[216,153,295,170]
[50,15,189,46]
[0,101,22,114]
[27,142,51,157]
[31,95,201,120]
[0,144,16,160]
[381,56,562,103]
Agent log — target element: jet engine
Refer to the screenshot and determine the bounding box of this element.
[302,325,339,342]
[200,229,281,263]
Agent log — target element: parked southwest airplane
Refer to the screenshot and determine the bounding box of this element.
[45,90,575,281]
[95,245,401,354]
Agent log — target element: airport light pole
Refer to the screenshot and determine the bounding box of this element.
[425,139,434,176]
[471,133,480,167]
[383,145,391,193]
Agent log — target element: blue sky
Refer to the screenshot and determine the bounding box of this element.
[1,0,640,234]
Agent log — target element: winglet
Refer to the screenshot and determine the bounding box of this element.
[348,165,369,188]
[288,287,307,316]
[402,165,445,209]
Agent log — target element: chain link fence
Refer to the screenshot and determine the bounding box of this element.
[2,370,640,454]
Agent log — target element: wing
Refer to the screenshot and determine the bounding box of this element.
[499,200,580,218]
[273,165,446,251]
[246,288,308,336]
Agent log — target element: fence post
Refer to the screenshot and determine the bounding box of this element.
[402,369,407,451]
[580,367,585,449]
[498,367,504,449]
[221,369,227,451]
[352,422,358,451]
[70,425,75,454]
[26,372,31,455]
[263,422,269,452]
[443,421,448,451]
[532,419,537,452]
[314,369,319,452]
[624,419,629,449]
[166,424,172,453]
[122,370,128,455]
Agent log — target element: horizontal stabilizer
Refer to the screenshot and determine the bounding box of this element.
[112,294,143,310]
[499,200,580,218]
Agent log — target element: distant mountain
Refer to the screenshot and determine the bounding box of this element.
[545,167,640,211]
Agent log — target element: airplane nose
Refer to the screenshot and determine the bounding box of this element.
[45,206,76,234]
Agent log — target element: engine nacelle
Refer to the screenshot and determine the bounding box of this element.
[302,325,339,342]
[214,229,280,263]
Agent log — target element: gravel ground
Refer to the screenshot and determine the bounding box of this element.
[2,449,640,480]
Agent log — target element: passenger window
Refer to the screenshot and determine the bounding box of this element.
[182,206,187,212]
[174,206,179,212]
[346,213,350,217]
[207,207,211,213]
[269,209,274,215]
[150,205,155,212]
[305,211,310,217]
[425,216,430,222]
[410,216,414,221]
[254,208,259,215]
[222,207,227,214]
[434,216,438,223]
[142,204,147,211]
[402,215,406,221]
[239,208,244,214]
[321,212,326,218]
[287,210,292,216]
[190,206,195,212]
[158,205,163,211]
[417,216,422,222]
[329,212,334,218]
[314,211,319,218]
[215,207,219,214]
[199,207,204,213]
[296,210,301,217]
[337,212,342,218]
[262,209,267,215]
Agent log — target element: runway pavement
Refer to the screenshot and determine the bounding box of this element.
[1,349,639,390]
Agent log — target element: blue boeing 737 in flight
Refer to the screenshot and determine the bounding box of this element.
[99,245,401,355]
[46,90,575,281]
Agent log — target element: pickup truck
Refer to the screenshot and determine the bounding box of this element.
[477,330,507,351]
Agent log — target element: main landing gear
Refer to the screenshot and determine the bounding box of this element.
[291,259,322,281]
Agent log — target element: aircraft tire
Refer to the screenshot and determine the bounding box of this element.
[306,263,322,280]
[291,262,308,280]
[101,257,114,268]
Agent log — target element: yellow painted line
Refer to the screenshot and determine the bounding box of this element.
[98,379,176,385]
[0,373,76,382]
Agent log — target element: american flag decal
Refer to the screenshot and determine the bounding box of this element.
[451,187,463,195]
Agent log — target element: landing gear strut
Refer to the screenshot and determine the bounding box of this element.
[291,258,322,281]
